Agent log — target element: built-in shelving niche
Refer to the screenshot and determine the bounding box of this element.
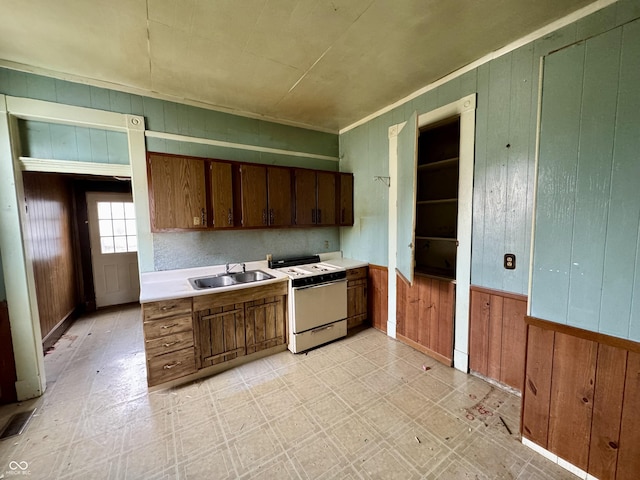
[415,117,460,280]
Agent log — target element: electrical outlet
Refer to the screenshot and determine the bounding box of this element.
[504,254,516,270]
[324,240,329,249]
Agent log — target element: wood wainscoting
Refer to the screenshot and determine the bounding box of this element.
[23,172,79,345]
[522,317,640,480]
[368,265,388,333]
[469,286,527,391]
[396,274,454,365]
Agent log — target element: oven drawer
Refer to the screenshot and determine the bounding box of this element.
[289,319,347,353]
[292,279,347,333]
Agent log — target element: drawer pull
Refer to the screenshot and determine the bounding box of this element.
[160,305,175,311]
[311,324,334,334]
[162,341,178,348]
[163,361,182,370]
[161,323,179,329]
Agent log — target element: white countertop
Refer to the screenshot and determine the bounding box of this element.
[140,254,369,304]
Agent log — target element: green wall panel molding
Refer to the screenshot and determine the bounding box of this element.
[0,67,338,160]
[531,18,640,341]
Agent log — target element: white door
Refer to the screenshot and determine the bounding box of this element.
[87,192,140,307]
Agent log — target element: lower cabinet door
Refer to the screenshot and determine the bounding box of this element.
[147,347,196,386]
[195,303,246,368]
[245,296,286,354]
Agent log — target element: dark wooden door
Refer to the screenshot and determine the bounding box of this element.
[294,169,317,225]
[339,173,354,225]
[241,164,268,227]
[266,167,292,226]
[210,161,234,228]
[148,154,206,230]
[316,172,336,225]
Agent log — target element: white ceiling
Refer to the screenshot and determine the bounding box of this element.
[0,0,598,132]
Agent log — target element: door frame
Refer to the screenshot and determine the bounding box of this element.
[388,94,476,372]
[0,95,147,400]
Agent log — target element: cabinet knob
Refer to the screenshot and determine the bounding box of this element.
[228,208,233,225]
[269,208,275,224]
[262,209,267,225]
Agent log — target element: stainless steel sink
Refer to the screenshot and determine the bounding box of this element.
[189,270,274,290]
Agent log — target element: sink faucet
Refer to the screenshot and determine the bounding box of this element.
[225,262,246,274]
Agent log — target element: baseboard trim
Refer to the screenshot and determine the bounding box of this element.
[42,307,78,352]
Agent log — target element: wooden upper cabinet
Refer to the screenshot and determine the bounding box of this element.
[294,169,317,226]
[266,166,293,227]
[240,164,293,227]
[317,172,336,225]
[338,173,354,226]
[294,169,338,226]
[148,153,207,231]
[210,161,235,228]
[241,164,268,227]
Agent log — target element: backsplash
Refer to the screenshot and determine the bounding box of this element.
[153,228,340,270]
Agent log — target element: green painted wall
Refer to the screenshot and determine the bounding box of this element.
[531,17,640,341]
[339,0,640,297]
[0,67,340,271]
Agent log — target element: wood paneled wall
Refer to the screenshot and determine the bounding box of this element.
[368,265,388,333]
[396,274,454,365]
[0,300,17,404]
[469,286,527,391]
[23,172,79,343]
[522,317,640,479]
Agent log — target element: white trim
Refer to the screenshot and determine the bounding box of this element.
[521,438,594,480]
[339,0,616,134]
[386,94,476,366]
[6,96,129,131]
[0,95,148,400]
[416,94,476,373]
[0,95,45,400]
[527,57,546,316]
[145,130,340,162]
[19,157,132,177]
[0,59,336,134]
[386,123,402,338]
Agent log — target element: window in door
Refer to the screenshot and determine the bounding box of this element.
[97,201,137,254]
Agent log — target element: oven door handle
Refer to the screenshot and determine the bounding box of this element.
[293,279,347,291]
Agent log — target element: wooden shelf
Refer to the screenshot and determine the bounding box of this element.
[415,266,455,282]
[416,198,457,205]
[415,236,457,242]
[418,157,459,170]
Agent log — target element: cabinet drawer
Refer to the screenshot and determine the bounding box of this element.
[145,330,194,357]
[143,314,193,339]
[147,347,196,386]
[346,267,367,282]
[143,298,192,321]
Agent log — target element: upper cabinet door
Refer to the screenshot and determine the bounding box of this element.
[316,172,337,225]
[148,153,207,230]
[338,173,354,226]
[210,161,234,228]
[241,164,268,227]
[267,166,293,226]
[396,112,418,285]
[294,169,317,226]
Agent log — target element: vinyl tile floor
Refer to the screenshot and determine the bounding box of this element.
[0,304,577,479]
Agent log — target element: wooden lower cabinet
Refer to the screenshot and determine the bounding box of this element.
[193,282,288,371]
[346,267,368,329]
[142,281,288,388]
[245,296,286,354]
[142,298,197,387]
[195,303,246,368]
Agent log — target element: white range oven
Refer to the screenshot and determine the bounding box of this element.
[269,255,347,353]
